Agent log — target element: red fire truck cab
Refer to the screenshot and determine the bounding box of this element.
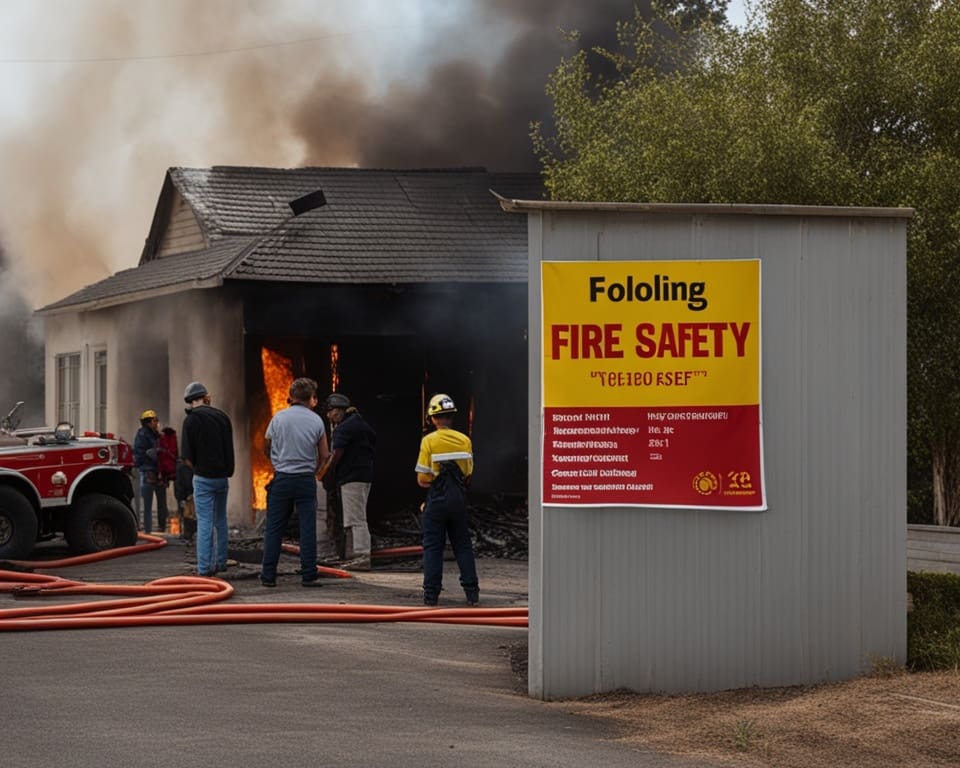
[0,403,138,560]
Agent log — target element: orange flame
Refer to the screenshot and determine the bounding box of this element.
[330,344,340,392]
[252,347,293,510]
[263,348,293,415]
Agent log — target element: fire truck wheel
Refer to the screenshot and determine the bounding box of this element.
[0,486,39,560]
[64,493,139,554]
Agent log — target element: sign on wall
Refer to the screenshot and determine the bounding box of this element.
[541,259,765,509]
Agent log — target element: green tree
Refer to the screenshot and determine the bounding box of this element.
[655,0,730,29]
[533,0,960,525]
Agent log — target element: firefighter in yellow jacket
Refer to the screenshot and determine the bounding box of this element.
[415,393,479,607]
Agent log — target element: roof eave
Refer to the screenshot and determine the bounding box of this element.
[494,193,915,219]
[35,276,224,316]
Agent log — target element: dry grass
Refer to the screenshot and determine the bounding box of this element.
[564,670,960,767]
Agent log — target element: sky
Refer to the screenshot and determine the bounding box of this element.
[0,0,751,313]
[727,0,748,27]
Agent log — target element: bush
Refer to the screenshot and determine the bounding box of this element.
[907,571,960,670]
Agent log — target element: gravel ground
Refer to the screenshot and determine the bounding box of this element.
[567,670,960,767]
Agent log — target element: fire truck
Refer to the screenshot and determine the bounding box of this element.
[0,402,138,560]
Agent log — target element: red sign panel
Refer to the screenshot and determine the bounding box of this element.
[543,405,762,507]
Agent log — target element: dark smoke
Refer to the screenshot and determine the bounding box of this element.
[0,0,644,312]
[298,0,645,170]
[0,244,44,426]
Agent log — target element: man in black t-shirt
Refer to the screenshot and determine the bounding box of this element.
[323,393,376,570]
[181,381,234,577]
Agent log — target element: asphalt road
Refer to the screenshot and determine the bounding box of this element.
[2,538,716,768]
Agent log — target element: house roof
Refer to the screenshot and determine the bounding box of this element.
[38,166,544,315]
[38,237,250,314]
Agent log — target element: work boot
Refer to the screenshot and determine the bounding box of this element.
[258,573,276,588]
[341,554,372,572]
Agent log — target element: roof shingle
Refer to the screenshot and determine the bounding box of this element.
[39,166,543,314]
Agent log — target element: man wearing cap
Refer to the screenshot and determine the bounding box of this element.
[260,378,330,587]
[180,381,234,577]
[324,393,376,570]
[133,408,168,534]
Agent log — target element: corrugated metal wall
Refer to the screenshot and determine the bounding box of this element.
[526,206,908,698]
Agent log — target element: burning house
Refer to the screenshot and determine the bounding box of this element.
[36,166,543,527]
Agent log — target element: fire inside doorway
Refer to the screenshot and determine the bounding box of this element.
[245,333,527,528]
[239,280,529,533]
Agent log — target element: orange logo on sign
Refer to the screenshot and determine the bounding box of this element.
[692,471,719,495]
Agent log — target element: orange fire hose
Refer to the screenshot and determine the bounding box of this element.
[0,570,527,631]
[0,538,527,632]
[280,544,425,574]
[372,545,424,559]
[5,534,409,578]
[280,544,353,579]
[3,531,169,570]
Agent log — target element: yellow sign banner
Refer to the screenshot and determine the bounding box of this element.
[542,260,760,407]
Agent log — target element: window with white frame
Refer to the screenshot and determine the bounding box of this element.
[94,349,107,433]
[56,352,81,427]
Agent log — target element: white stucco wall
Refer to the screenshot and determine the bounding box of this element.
[42,288,251,526]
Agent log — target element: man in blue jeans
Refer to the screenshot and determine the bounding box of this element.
[132,408,168,533]
[180,381,234,577]
[259,377,330,587]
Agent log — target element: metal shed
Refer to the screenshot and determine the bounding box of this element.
[500,198,913,698]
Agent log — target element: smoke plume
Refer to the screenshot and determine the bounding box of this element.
[0,243,43,424]
[0,0,641,314]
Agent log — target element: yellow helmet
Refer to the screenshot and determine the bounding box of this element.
[427,393,457,416]
[140,409,157,421]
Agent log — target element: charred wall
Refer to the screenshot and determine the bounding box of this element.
[236,281,527,521]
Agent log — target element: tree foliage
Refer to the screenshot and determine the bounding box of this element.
[533,0,960,524]
[654,0,730,29]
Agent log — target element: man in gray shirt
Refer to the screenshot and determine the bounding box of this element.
[259,377,330,587]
